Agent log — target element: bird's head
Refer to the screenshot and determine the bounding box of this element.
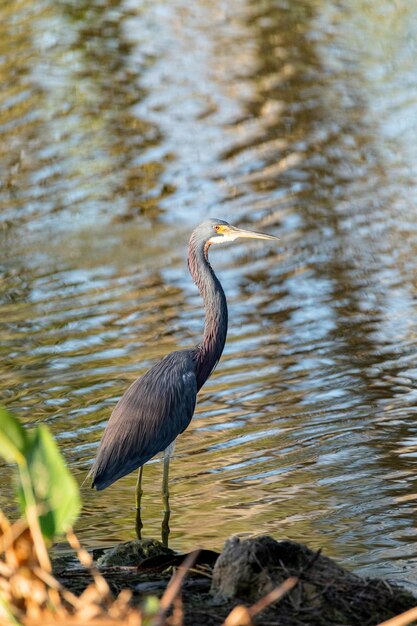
[191,218,279,247]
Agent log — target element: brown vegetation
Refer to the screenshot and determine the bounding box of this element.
[2,511,417,626]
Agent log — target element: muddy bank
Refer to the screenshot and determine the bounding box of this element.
[53,535,416,626]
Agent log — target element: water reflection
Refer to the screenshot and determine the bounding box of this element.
[2,0,417,587]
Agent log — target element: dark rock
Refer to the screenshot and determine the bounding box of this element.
[210,535,416,625]
[96,538,173,567]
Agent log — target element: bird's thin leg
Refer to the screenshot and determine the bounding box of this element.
[161,443,174,547]
[162,453,170,513]
[135,465,144,509]
[161,454,171,547]
[135,466,144,540]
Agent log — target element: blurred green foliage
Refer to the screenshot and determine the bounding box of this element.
[0,406,80,540]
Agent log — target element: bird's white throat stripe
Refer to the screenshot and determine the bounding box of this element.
[208,233,239,245]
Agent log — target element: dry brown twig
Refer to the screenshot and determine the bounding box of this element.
[66,530,111,601]
[153,549,200,626]
[376,607,417,626]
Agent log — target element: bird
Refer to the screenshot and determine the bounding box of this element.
[90,218,278,543]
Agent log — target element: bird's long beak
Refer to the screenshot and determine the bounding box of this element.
[227,225,279,241]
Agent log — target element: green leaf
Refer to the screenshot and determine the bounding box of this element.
[142,596,160,615]
[0,406,81,540]
[18,425,81,538]
[0,406,27,465]
[141,595,161,625]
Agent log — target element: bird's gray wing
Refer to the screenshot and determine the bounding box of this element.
[91,350,197,490]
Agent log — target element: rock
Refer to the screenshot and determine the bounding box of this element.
[211,535,286,601]
[210,535,416,626]
[96,538,173,567]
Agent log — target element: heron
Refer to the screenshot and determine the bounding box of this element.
[90,219,278,543]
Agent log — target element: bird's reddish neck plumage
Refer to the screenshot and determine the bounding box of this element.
[188,235,228,391]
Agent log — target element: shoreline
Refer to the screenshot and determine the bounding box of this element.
[52,534,417,626]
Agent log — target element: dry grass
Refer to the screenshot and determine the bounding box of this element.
[1,511,417,626]
[0,511,141,626]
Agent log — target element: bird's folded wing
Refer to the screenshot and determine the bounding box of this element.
[91,350,197,490]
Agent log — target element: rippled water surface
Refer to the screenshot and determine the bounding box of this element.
[2,0,417,588]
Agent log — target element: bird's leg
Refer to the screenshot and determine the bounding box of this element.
[135,466,144,540]
[161,444,174,547]
[135,465,144,509]
[162,453,170,513]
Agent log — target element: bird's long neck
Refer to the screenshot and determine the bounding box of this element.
[188,236,228,391]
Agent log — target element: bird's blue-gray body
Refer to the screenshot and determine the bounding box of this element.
[92,350,198,489]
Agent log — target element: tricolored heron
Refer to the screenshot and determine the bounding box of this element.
[90,219,278,543]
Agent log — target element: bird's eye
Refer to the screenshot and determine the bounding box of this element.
[214,225,220,232]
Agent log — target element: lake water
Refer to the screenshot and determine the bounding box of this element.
[2,0,417,589]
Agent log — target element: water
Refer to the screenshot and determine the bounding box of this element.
[2,0,417,589]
